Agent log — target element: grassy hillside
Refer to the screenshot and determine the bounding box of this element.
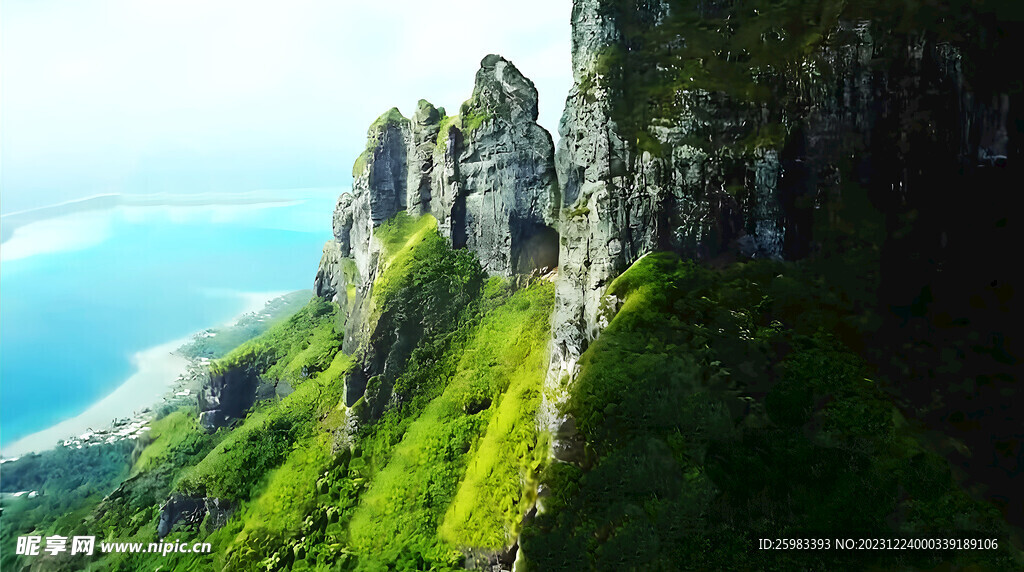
[8,212,556,572]
[520,253,1021,570]
[7,209,1019,571]
[187,213,557,570]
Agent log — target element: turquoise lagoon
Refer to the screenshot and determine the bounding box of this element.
[0,189,341,450]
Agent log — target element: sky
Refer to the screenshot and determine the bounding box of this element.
[0,0,573,214]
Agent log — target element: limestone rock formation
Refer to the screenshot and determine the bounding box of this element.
[198,360,291,431]
[407,100,443,216]
[347,107,413,282]
[314,54,559,414]
[197,362,261,431]
[432,54,560,276]
[313,240,347,304]
[317,55,559,287]
[313,240,358,308]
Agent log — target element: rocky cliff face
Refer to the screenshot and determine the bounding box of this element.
[315,55,560,298]
[315,55,559,411]
[197,362,262,430]
[431,54,560,275]
[312,0,1021,517]
[343,107,414,283]
[542,0,1022,443]
[198,359,293,431]
[157,494,232,539]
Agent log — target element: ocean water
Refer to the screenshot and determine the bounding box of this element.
[0,189,341,449]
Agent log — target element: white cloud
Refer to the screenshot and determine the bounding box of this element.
[0,0,573,212]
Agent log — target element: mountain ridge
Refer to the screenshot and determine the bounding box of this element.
[3,2,1022,570]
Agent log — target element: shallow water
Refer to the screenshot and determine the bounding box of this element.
[0,189,340,448]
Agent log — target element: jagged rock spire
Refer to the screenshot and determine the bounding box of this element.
[317,54,559,290]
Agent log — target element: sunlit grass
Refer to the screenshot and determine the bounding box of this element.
[132,410,206,475]
[348,281,554,559]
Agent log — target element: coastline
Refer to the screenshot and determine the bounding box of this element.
[0,338,191,458]
[235,290,292,318]
[0,290,292,459]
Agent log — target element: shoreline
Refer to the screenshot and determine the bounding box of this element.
[234,290,292,319]
[0,290,292,459]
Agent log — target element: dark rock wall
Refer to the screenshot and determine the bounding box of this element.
[197,363,262,431]
[430,55,560,276]
[546,0,1020,383]
[545,0,1023,523]
[407,100,442,216]
[157,494,232,538]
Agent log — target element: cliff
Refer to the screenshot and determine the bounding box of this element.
[519,1,1023,567]
[317,54,559,292]
[543,0,1022,459]
[12,4,1022,572]
[303,5,1021,565]
[315,55,561,415]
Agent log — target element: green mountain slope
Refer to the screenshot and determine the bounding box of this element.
[520,253,1020,570]
[5,213,555,572]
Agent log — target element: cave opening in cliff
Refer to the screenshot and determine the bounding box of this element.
[514,223,559,274]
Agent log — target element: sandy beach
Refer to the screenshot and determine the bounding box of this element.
[0,290,290,458]
[235,290,291,318]
[0,338,191,457]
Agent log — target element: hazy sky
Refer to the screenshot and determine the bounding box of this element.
[0,0,572,214]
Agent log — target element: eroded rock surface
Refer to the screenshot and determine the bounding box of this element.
[315,55,559,415]
[157,494,232,538]
[197,362,261,431]
[431,54,560,276]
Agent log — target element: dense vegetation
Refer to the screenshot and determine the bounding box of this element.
[4,207,1020,570]
[520,252,1021,570]
[0,441,134,571]
[179,291,314,360]
[171,214,556,571]
[290,212,554,570]
[0,290,311,571]
[90,298,354,571]
[2,212,557,571]
[206,296,347,387]
[592,0,1024,158]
